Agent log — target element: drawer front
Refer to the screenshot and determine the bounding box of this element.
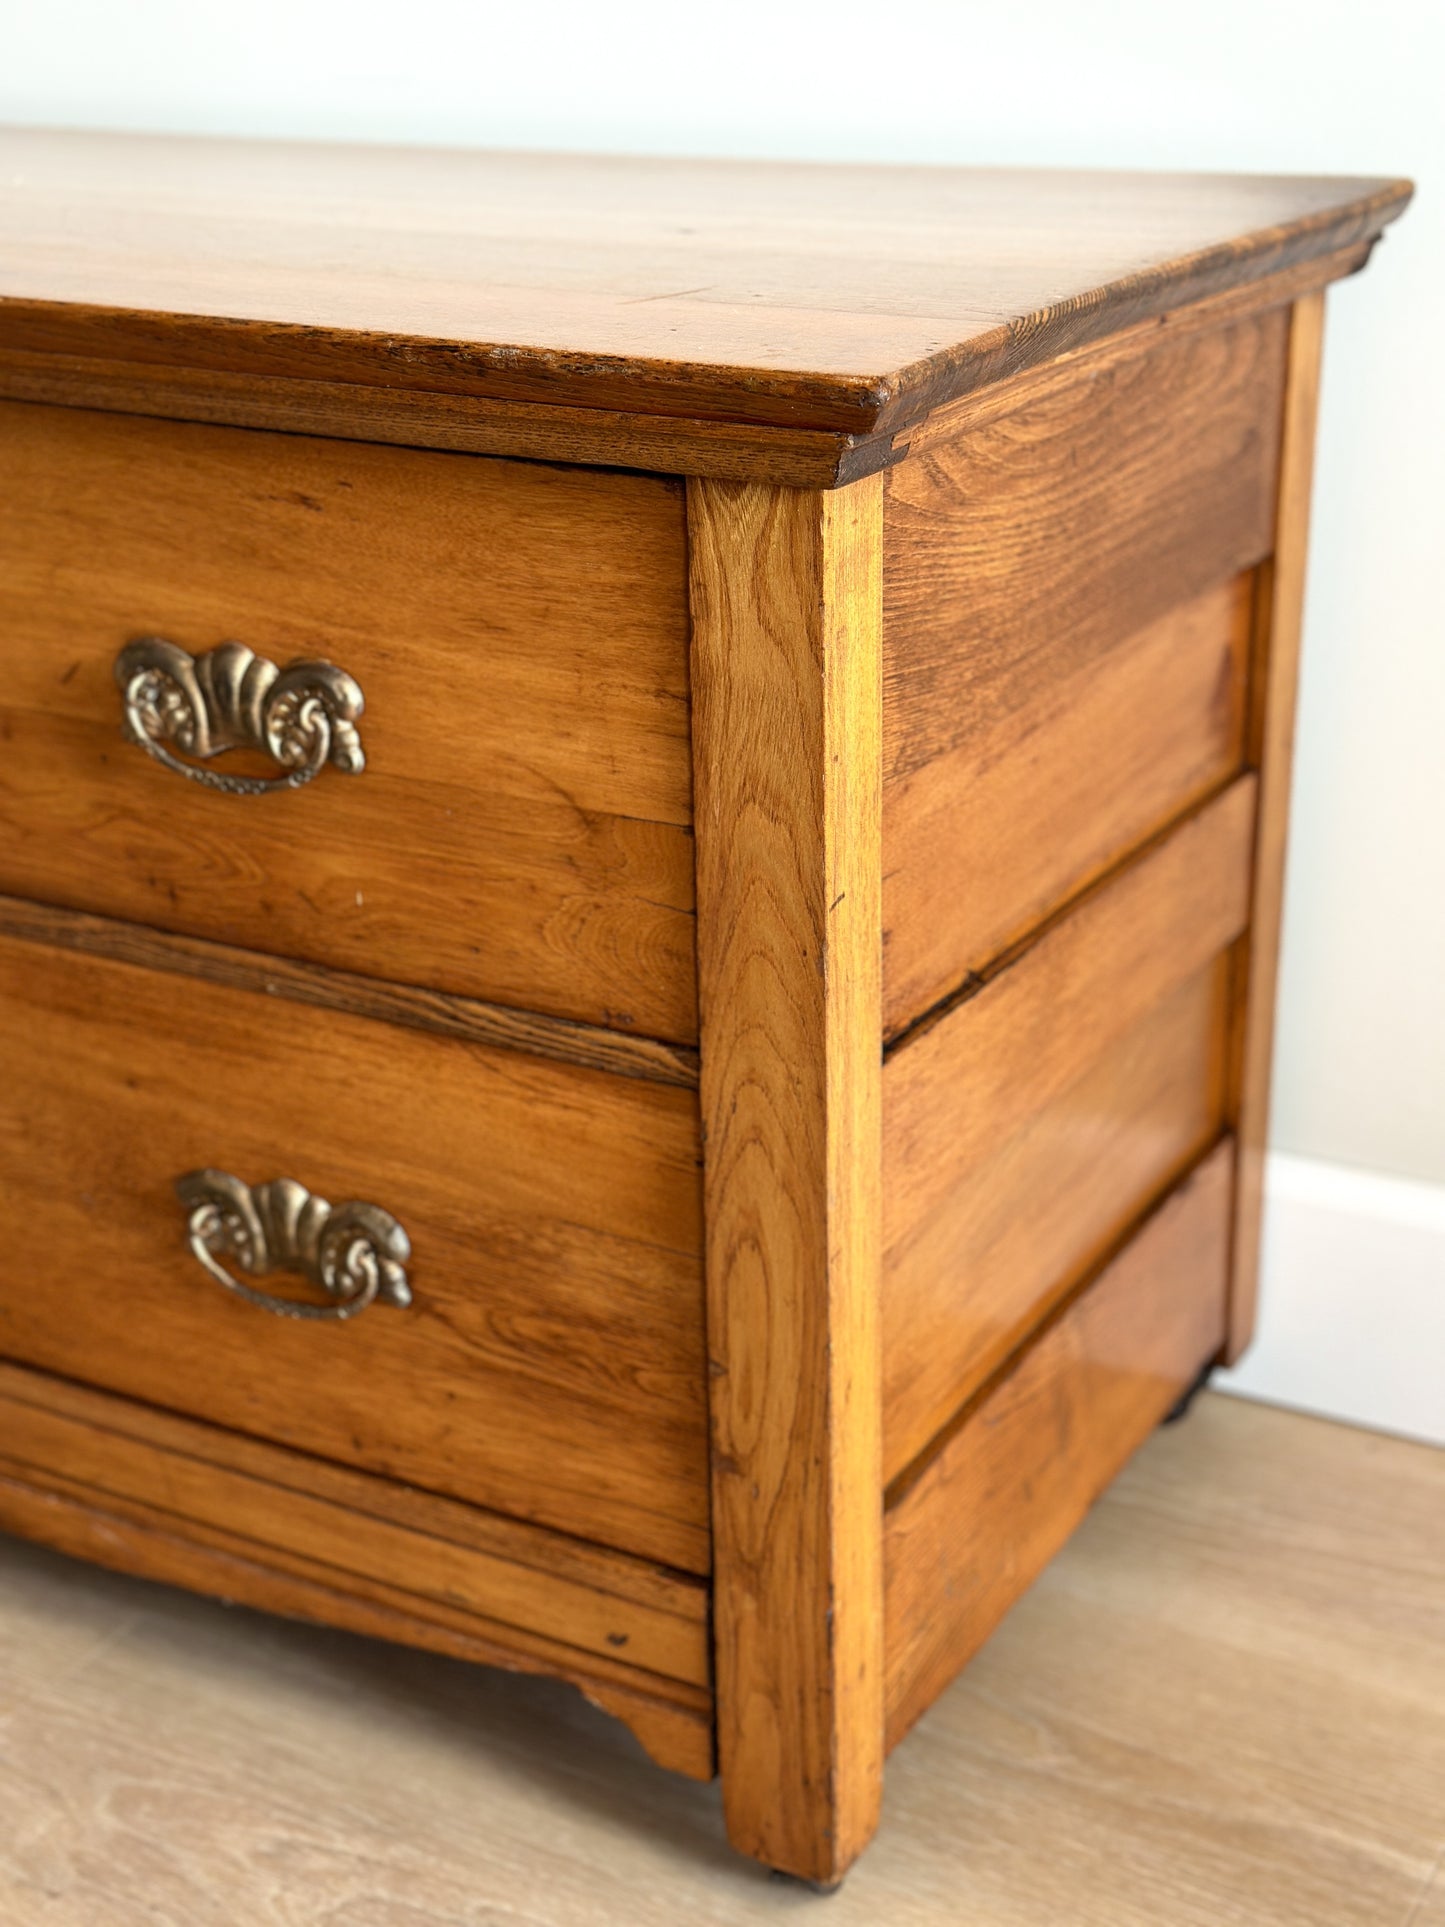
[0,936,709,1572]
[883,308,1286,1034]
[882,778,1253,1483]
[0,402,696,1041]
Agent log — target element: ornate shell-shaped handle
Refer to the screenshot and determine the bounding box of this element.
[176,1170,412,1321]
[116,638,366,795]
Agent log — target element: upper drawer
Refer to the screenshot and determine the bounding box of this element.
[0,931,709,1572]
[882,309,1286,1035]
[0,403,697,1041]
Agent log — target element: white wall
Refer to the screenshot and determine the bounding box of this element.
[4,0,1441,1429]
[1224,1154,1444,1446]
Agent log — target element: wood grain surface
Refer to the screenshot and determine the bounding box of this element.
[0,1362,709,1666]
[2,1392,1439,1923]
[883,575,1254,1032]
[884,778,1254,1187]
[883,1143,1234,1749]
[880,783,1250,1480]
[0,934,710,1571]
[0,244,1375,490]
[896,241,1365,453]
[689,475,884,1883]
[0,346,896,491]
[0,400,698,1039]
[881,312,1284,1029]
[1225,293,1327,1363]
[884,312,1283,775]
[882,961,1229,1482]
[0,1360,714,1784]
[0,893,700,1088]
[0,130,1410,437]
[0,1472,714,1784]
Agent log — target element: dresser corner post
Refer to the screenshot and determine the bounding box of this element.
[686,472,885,1884]
[1225,287,1328,1365]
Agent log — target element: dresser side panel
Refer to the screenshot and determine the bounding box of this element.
[882,310,1288,1035]
[883,1143,1233,1748]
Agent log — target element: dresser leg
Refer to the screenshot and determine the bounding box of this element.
[1162,1356,1216,1424]
[769,1867,850,1895]
[689,474,887,1882]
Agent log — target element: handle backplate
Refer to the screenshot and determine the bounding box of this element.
[176,1170,411,1321]
[116,638,366,795]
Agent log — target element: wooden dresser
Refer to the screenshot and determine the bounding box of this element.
[0,132,1411,1884]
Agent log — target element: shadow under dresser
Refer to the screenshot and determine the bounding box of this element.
[0,130,1412,1885]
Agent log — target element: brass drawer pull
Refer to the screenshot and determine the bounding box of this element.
[176,1170,412,1320]
[116,638,366,795]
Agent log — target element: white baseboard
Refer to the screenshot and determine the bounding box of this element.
[1216,1152,1445,1447]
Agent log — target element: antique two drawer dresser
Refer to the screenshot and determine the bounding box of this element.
[0,131,1411,1883]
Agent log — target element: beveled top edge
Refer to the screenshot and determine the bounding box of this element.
[872,179,1411,434]
[0,130,1413,438]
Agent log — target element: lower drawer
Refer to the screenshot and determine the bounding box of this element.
[883,1140,1234,1748]
[0,934,709,1571]
[0,1359,715,1779]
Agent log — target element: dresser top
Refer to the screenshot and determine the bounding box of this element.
[0,128,1410,444]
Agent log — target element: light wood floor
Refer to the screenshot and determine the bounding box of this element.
[0,1392,1441,1925]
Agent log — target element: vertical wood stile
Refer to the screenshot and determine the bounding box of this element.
[687,475,885,1885]
[1226,290,1327,1361]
